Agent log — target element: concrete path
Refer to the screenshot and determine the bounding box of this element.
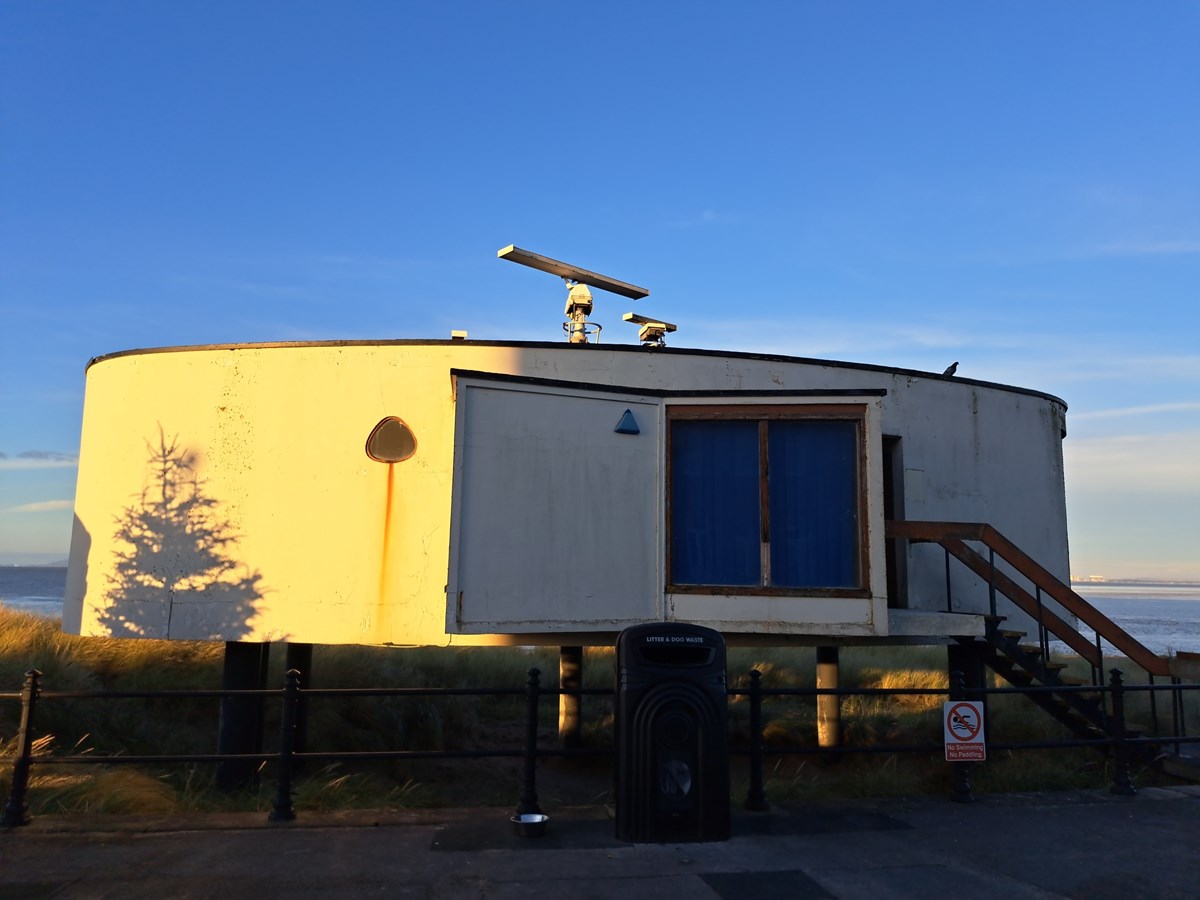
[2,787,1198,899]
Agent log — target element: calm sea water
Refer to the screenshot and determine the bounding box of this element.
[3,567,1198,655]
[1064,583,1200,656]
[0,566,67,617]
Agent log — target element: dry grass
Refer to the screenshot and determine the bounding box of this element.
[2,607,1195,815]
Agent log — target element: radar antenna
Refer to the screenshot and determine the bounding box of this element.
[622,312,677,348]
[497,244,649,344]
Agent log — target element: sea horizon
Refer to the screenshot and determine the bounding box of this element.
[3,563,1199,656]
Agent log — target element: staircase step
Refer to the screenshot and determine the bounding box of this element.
[1062,708,1106,731]
[983,655,1111,745]
[1061,701,1103,720]
[1052,687,1104,707]
[977,609,1160,752]
[1058,675,1089,686]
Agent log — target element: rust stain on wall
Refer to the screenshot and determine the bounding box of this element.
[377,463,396,636]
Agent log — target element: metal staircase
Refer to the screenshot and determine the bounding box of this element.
[975,618,1113,744]
[888,521,1181,750]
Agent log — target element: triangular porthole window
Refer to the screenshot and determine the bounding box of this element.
[614,409,640,435]
[366,417,417,462]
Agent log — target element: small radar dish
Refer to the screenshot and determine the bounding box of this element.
[497,244,649,344]
[623,312,677,347]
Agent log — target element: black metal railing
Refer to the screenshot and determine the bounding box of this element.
[3,666,1198,827]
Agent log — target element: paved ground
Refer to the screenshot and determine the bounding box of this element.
[2,786,1199,899]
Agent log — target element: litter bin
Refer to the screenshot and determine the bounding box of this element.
[615,623,730,843]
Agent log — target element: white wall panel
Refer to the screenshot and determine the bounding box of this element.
[448,380,661,632]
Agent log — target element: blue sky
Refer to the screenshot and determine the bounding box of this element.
[1,2,1197,579]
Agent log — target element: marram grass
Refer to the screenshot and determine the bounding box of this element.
[1,607,1193,815]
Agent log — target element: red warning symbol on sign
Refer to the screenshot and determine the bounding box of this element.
[944,701,986,761]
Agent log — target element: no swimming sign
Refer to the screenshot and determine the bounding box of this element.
[944,701,986,761]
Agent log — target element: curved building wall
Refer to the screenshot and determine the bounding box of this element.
[63,341,1068,645]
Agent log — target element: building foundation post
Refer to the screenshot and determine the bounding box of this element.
[559,645,583,749]
[816,646,841,749]
[216,641,270,791]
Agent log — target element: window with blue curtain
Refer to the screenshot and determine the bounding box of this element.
[670,420,760,585]
[767,420,859,588]
[669,412,861,591]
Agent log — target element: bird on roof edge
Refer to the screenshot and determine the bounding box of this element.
[943,362,959,376]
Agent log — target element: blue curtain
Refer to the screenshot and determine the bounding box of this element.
[768,420,858,587]
[670,421,759,585]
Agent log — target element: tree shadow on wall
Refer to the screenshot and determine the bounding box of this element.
[98,429,264,639]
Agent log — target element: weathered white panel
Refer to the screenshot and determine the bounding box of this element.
[669,593,877,635]
[448,380,661,632]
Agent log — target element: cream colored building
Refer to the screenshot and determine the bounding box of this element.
[64,340,1070,648]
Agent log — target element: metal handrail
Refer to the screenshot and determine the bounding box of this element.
[886,520,1170,677]
[3,666,1197,826]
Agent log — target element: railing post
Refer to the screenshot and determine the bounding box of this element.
[944,547,953,612]
[284,642,313,770]
[987,548,997,619]
[1034,586,1049,660]
[1171,676,1187,756]
[268,668,301,822]
[2,670,41,828]
[517,667,543,816]
[948,668,975,804]
[1108,668,1136,796]
[744,669,769,811]
[1147,674,1159,737]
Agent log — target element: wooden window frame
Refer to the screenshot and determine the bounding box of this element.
[665,403,870,598]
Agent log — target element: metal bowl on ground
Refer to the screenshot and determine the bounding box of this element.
[510,813,549,837]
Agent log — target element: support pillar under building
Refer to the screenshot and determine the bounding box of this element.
[816,646,841,749]
[559,645,583,749]
[216,641,270,791]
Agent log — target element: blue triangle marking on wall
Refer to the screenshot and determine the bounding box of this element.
[614,409,640,435]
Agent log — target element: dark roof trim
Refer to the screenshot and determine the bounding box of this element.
[450,368,888,399]
[85,338,1065,407]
